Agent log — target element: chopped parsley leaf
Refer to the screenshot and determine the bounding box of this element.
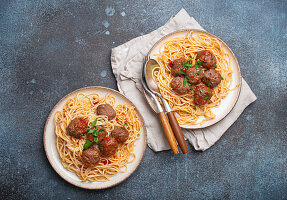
[182,62,192,68]
[88,129,96,134]
[211,57,214,60]
[200,89,205,94]
[190,87,194,92]
[180,68,187,75]
[213,64,217,68]
[183,76,189,87]
[208,81,212,87]
[204,96,209,100]
[187,58,194,61]
[221,76,224,80]
[197,60,203,66]
[90,119,97,128]
[84,139,93,149]
[94,137,99,144]
[121,123,127,129]
[168,70,171,74]
[207,87,210,93]
[197,70,201,75]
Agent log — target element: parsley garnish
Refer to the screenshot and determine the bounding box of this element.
[168,70,171,74]
[197,60,203,66]
[211,57,214,60]
[187,58,194,61]
[221,76,224,80]
[94,128,106,137]
[204,96,209,100]
[121,123,127,129]
[94,137,99,144]
[200,89,205,94]
[183,76,189,87]
[213,64,217,68]
[182,62,191,68]
[90,119,97,128]
[197,70,201,75]
[207,87,210,93]
[88,129,96,134]
[188,83,192,86]
[208,81,211,87]
[180,68,187,75]
[84,139,93,149]
[190,87,194,92]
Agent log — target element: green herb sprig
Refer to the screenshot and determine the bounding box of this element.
[121,123,127,129]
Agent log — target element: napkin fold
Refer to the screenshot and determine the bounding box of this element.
[111,9,257,151]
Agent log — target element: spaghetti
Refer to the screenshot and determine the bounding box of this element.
[54,93,142,182]
[153,31,234,125]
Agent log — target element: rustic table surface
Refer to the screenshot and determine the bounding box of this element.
[0,0,286,199]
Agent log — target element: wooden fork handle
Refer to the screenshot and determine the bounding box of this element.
[158,112,179,154]
[167,111,188,154]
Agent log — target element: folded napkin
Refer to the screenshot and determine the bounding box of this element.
[111,9,257,151]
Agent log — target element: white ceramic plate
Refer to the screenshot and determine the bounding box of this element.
[44,86,147,189]
[145,29,242,129]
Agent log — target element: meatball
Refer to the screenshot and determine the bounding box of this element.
[171,57,186,77]
[82,147,100,166]
[86,125,107,143]
[96,104,116,120]
[99,137,118,157]
[202,69,222,88]
[196,50,217,69]
[186,67,204,85]
[66,117,88,138]
[171,65,182,77]
[193,84,213,105]
[111,126,129,143]
[170,77,190,94]
[173,57,187,68]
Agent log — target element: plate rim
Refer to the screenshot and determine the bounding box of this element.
[43,86,147,189]
[146,29,242,129]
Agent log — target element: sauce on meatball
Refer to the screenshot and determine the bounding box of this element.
[98,137,118,157]
[193,84,213,105]
[66,117,88,138]
[196,50,217,69]
[82,146,100,166]
[170,77,190,95]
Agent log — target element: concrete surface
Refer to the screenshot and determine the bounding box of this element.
[0,0,286,199]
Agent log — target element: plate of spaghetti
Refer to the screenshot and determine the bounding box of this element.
[44,86,146,189]
[146,29,241,129]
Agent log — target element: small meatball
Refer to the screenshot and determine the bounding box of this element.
[196,50,217,69]
[99,137,118,157]
[186,67,204,85]
[170,77,190,95]
[66,117,88,138]
[193,84,213,105]
[171,57,187,77]
[82,147,100,166]
[202,69,222,88]
[172,57,187,68]
[87,125,107,143]
[111,126,129,143]
[96,104,116,120]
[171,65,182,77]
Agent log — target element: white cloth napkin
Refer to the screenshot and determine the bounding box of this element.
[111,9,257,151]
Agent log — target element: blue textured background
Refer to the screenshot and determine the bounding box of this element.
[0,0,286,199]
